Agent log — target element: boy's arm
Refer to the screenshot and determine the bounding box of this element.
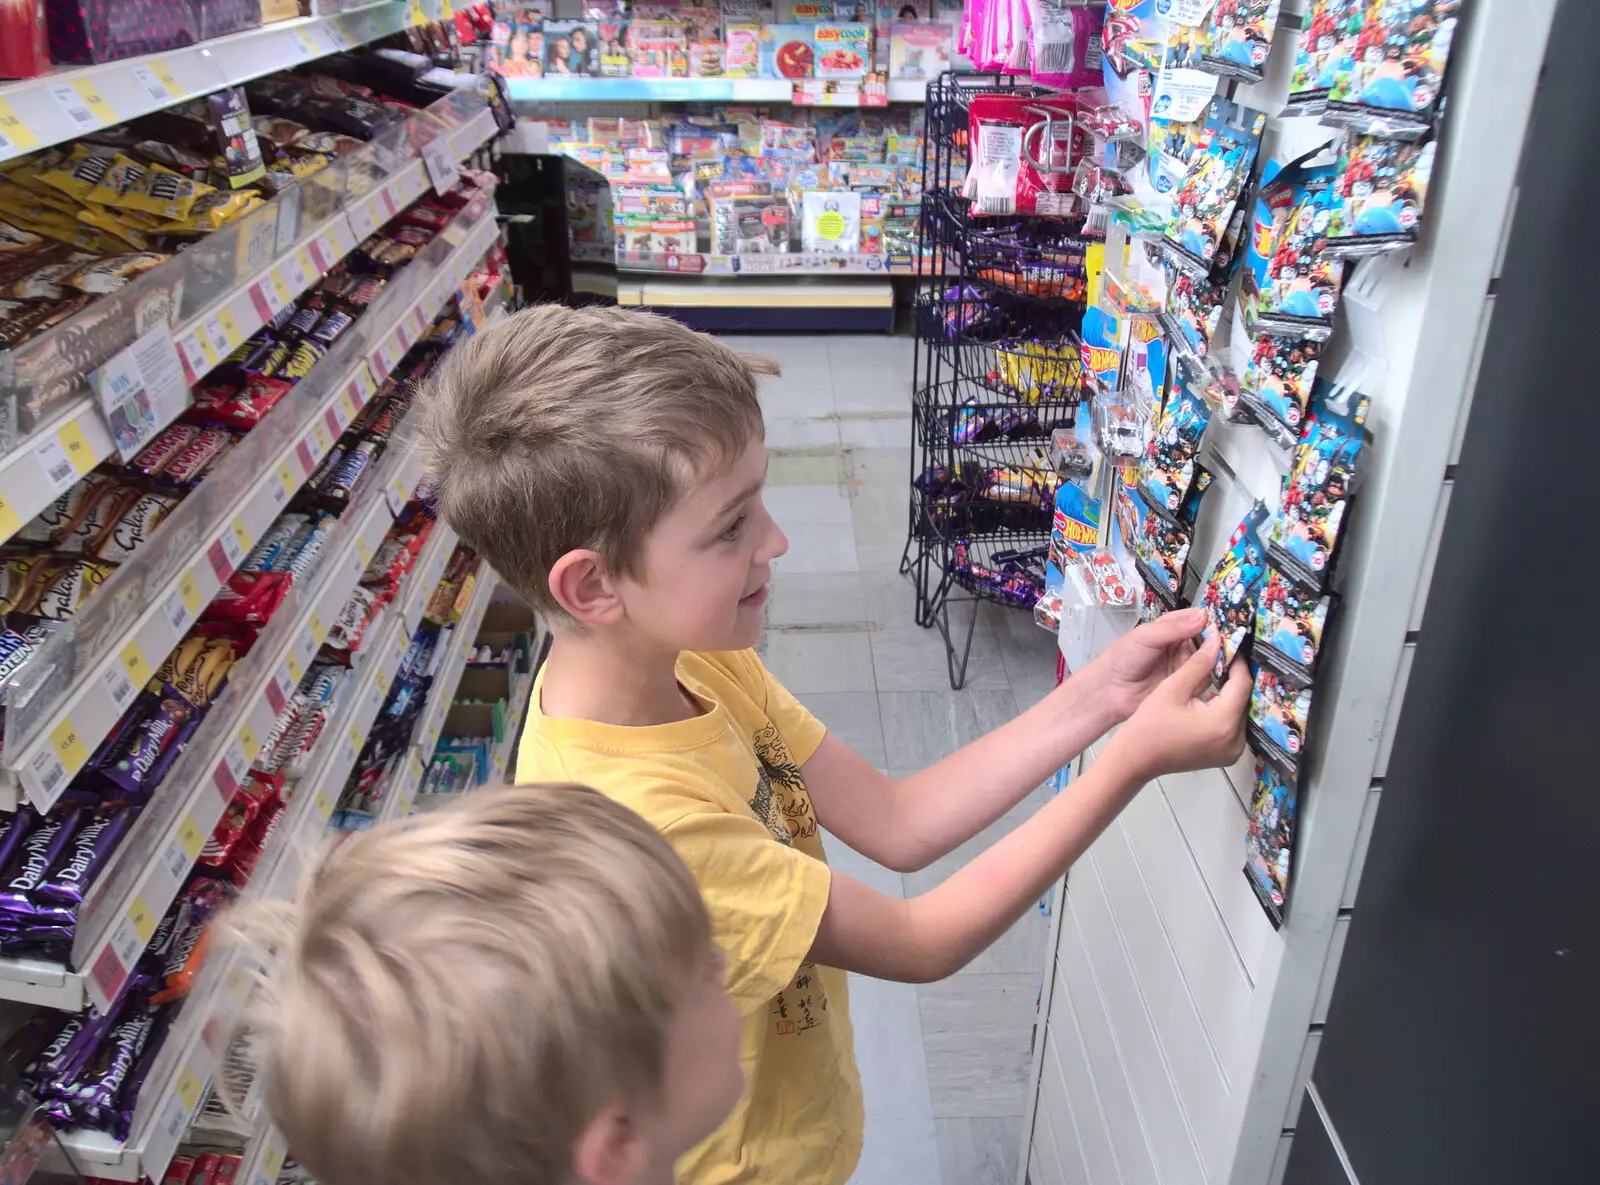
[805,608,1209,874]
[808,641,1249,982]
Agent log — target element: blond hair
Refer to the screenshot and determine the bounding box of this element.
[417,305,774,621]
[222,783,711,1185]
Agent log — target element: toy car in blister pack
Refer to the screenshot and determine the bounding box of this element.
[1084,550,1135,607]
[1094,391,1146,462]
[1268,378,1370,589]
[1049,425,1099,481]
[1284,0,1363,117]
[1238,333,1321,444]
[1322,0,1461,139]
[1159,99,1266,276]
[1253,568,1333,685]
[1078,306,1124,398]
[1102,0,1170,76]
[1188,351,1253,424]
[1239,153,1344,339]
[1137,378,1212,518]
[1247,662,1313,777]
[1201,500,1272,682]
[1191,0,1283,84]
[1325,133,1434,257]
[1244,759,1296,927]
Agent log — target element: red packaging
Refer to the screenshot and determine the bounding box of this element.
[208,376,291,430]
[45,0,199,64]
[198,773,278,874]
[205,570,293,626]
[212,1155,244,1185]
[159,426,234,485]
[161,1157,197,1185]
[188,1153,223,1185]
[0,0,50,79]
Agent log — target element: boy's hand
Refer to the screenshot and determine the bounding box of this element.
[1105,636,1250,783]
[1086,607,1209,721]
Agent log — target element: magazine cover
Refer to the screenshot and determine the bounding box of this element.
[680,4,722,40]
[629,19,689,76]
[689,37,727,75]
[760,25,816,77]
[787,0,837,18]
[490,4,552,77]
[889,20,951,77]
[813,23,871,76]
[725,23,762,75]
[596,19,631,75]
[721,0,774,20]
[542,19,601,75]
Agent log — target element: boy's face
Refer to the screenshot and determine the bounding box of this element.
[622,437,786,652]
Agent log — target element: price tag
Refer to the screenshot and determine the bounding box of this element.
[162,833,190,884]
[297,247,317,282]
[0,97,40,155]
[324,406,341,438]
[286,648,304,684]
[295,27,321,57]
[232,515,253,557]
[313,420,331,454]
[131,62,180,102]
[206,315,231,357]
[176,1063,203,1111]
[163,589,190,634]
[34,436,79,495]
[314,788,333,821]
[261,1143,288,1185]
[127,895,157,944]
[277,460,297,501]
[309,237,331,272]
[176,328,210,383]
[239,721,260,762]
[102,661,137,712]
[220,524,246,571]
[381,187,399,218]
[178,569,203,617]
[385,475,409,517]
[0,493,20,542]
[269,267,293,305]
[219,307,240,341]
[309,609,327,644]
[108,918,143,980]
[422,138,462,196]
[223,741,249,788]
[343,384,361,419]
[355,537,372,567]
[25,746,69,812]
[248,282,274,323]
[347,199,376,241]
[178,814,205,861]
[297,439,316,471]
[120,639,151,685]
[49,82,100,131]
[265,672,287,717]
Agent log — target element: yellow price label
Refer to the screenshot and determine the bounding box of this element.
[313,421,331,453]
[127,895,156,944]
[120,639,151,686]
[285,649,304,684]
[295,28,320,55]
[218,307,240,344]
[277,460,297,499]
[262,1145,287,1184]
[50,717,88,774]
[57,421,94,475]
[0,492,21,541]
[70,79,117,126]
[175,1064,202,1111]
[178,570,203,616]
[348,723,362,750]
[0,98,40,153]
[269,268,292,304]
[344,386,361,418]
[409,0,429,26]
[356,537,372,566]
[231,515,252,555]
[149,59,181,95]
[314,788,332,820]
[441,0,455,16]
[196,331,218,367]
[309,609,326,643]
[238,721,260,761]
[178,815,204,861]
[297,247,317,279]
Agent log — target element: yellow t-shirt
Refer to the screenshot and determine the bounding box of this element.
[515,649,864,1185]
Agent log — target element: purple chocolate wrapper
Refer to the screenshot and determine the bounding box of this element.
[35,807,135,907]
[0,809,38,890]
[109,1001,177,1140]
[102,694,201,796]
[0,808,81,917]
[62,1005,157,1123]
[19,1014,82,1081]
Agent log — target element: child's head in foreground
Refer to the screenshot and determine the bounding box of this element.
[225,783,741,1185]
[419,305,787,653]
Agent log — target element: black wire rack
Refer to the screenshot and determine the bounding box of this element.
[904,72,1095,688]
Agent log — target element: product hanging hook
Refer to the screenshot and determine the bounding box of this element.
[1021,106,1077,175]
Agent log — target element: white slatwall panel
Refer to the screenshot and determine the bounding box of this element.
[1046,972,1127,1185]
[1055,915,1162,1185]
[1283,1032,1322,1130]
[1037,1031,1092,1185]
[1268,1136,1294,1185]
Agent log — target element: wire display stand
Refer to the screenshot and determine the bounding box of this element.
[905,72,1093,689]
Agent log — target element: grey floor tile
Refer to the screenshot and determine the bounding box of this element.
[850,973,938,1125]
[799,691,887,768]
[854,491,914,573]
[918,974,1042,1119]
[778,522,861,574]
[768,572,871,628]
[860,569,923,630]
[767,415,840,449]
[760,628,875,693]
[870,621,1011,693]
[760,383,836,422]
[767,447,844,487]
[934,1117,1024,1185]
[879,690,1020,768]
[847,1117,944,1185]
[987,603,1062,696]
[767,482,854,527]
[840,413,915,449]
[844,445,914,489]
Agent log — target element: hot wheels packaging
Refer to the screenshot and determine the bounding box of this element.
[1267,378,1370,589]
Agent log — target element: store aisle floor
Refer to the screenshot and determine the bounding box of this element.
[728,334,1062,1185]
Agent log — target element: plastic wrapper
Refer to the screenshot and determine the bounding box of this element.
[1319,0,1458,138]
[1325,133,1434,258]
[325,585,380,656]
[54,480,140,554]
[1244,759,1296,927]
[0,808,81,917]
[1267,381,1370,589]
[1200,501,1272,683]
[1247,663,1313,778]
[150,879,234,1005]
[90,491,181,563]
[1137,380,1212,518]
[27,559,116,621]
[1158,99,1266,276]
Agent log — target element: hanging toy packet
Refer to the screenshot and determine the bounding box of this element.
[1248,662,1314,777]
[1103,0,1171,76]
[1284,0,1362,117]
[1137,376,1212,519]
[1201,500,1272,682]
[1253,569,1332,685]
[1267,377,1370,589]
[1323,0,1462,139]
[1192,0,1282,84]
[1325,133,1435,257]
[1244,759,1296,926]
[1027,0,1106,89]
[1237,332,1322,444]
[1159,98,1266,276]
[1239,150,1345,339]
[1078,305,1124,397]
[965,96,1083,217]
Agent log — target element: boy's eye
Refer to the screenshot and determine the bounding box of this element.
[720,515,746,542]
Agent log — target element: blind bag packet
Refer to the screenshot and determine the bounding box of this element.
[1254,568,1333,686]
[1238,147,1344,340]
[1236,331,1322,445]
[1137,375,1213,518]
[1200,500,1272,683]
[1244,758,1296,927]
[1267,378,1370,589]
[1135,463,1212,601]
[1325,132,1434,258]
[1321,0,1460,139]
[1192,0,1282,84]
[1284,0,1362,117]
[1247,661,1313,778]
[1160,256,1231,359]
[1158,98,1266,277]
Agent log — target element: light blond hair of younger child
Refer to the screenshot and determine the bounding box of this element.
[419,305,775,622]
[219,782,734,1185]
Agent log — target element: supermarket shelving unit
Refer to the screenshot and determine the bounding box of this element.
[0,11,515,1181]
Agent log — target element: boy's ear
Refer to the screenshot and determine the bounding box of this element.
[548,549,626,626]
[571,1102,648,1185]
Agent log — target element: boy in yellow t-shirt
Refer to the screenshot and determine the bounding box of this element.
[418,307,1249,1185]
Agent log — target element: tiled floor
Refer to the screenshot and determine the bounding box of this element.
[732,333,1064,1185]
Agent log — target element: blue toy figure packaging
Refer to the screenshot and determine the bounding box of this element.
[1323,0,1461,138]
[1253,568,1332,685]
[1036,421,1105,630]
[1201,500,1272,682]
[1325,132,1434,257]
[1238,332,1322,444]
[1078,305,1124,397]
[1159,98,1266,276]
[1284,0,1363,115]
[1137,376,1212,518]
[1268,378,1370,590]
[1193,0,1283,84]
[1247,661,1313,777]
[1239,151,1345,340]
[1244,758,1296,927]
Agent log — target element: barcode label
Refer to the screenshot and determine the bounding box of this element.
[163,836,189,884]
[975,195,1017,215]
[160,1093,187,1146]
[221,526,245,569]
[103,663,137,711]
[48,83,96,129]
[34,437,77,494]
[130,65,170,103]
[110,917,143,973]
[164,590,190,633]
[224,742,249,787]
[27,747,66,805]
